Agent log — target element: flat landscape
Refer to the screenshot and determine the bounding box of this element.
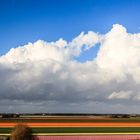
[1,115,140,139]
[1,115,140,135]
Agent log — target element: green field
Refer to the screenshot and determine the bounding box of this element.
[1,127,140,134]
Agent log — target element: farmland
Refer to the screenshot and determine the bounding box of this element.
[1,115,140,139]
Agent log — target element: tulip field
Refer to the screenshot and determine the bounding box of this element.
[1,116,140,139]
[36,135,140,140]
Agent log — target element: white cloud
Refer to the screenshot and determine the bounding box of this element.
[108,91,132,99]
[69,31,100,56]
[53,38,67,48]
[72,31,99,48]
[0,40,69,64]
[96,24,140,83]
[1,24,140,113]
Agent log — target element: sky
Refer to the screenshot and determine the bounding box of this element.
[0,0,140,113]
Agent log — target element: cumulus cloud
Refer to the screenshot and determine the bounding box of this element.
[1,24,140,113]
[96,24,140,83]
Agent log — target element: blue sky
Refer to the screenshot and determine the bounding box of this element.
[0,0,140,58]
[1,0,140,113]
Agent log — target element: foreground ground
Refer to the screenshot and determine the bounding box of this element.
[1,116,140,140]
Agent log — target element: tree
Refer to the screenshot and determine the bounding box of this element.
[11,124,33,140]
